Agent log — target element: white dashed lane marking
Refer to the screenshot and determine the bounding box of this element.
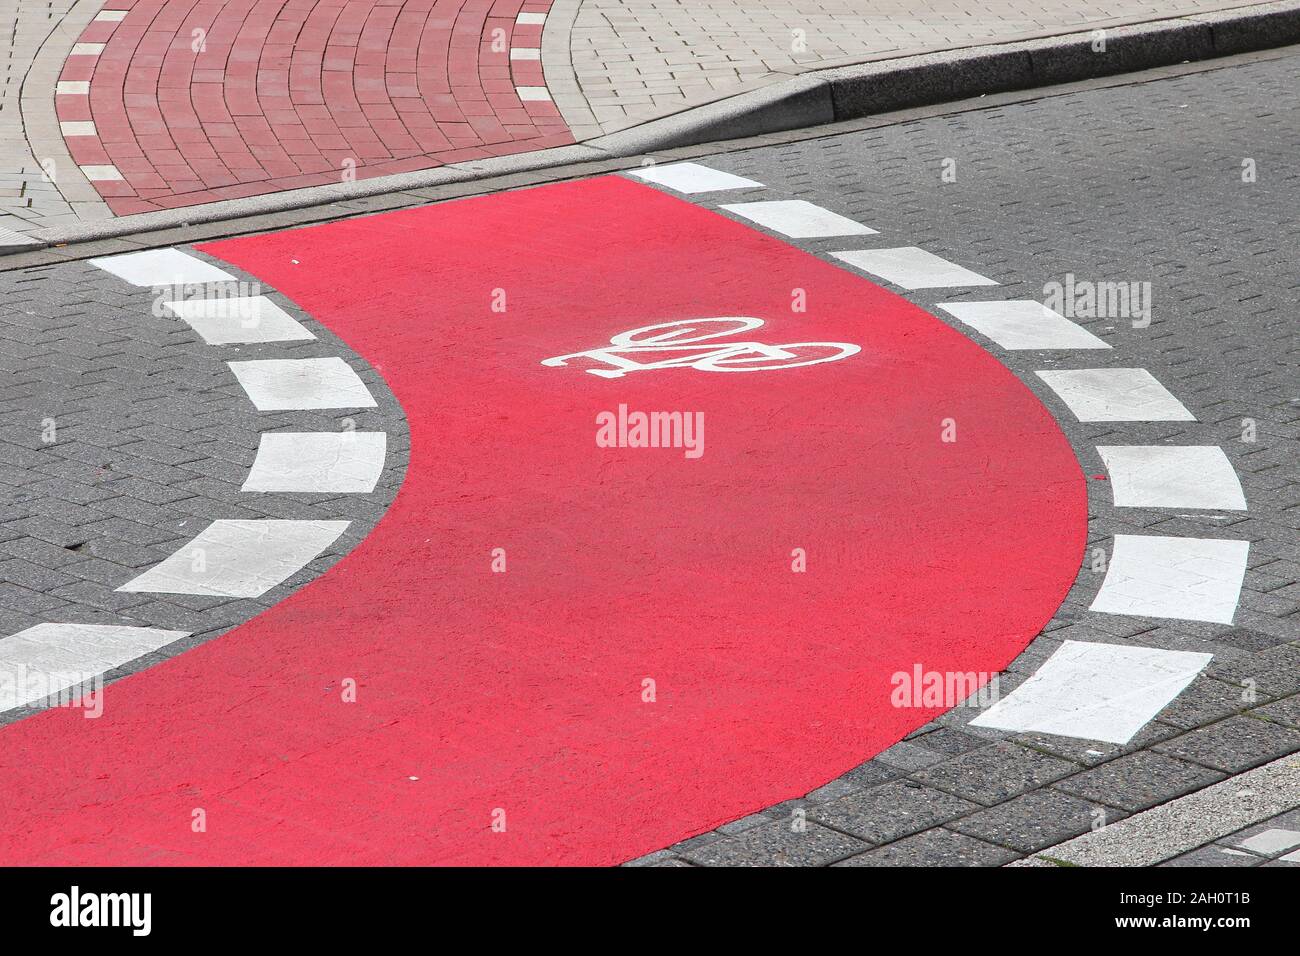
[969,640,1212,744]
[117,520,350,597]
[937,300,1110,350]
[0,624,188,711]
[832,247,998,290]
[1089,534,1250,624]
[228,357,377,410]
[629,162,764,194]
[1035,368,1196,421]
[718,200,877,238]
[162,295,315,345]
[89,248,236,286]
[243,432,387,493]
[1098,445,1247,510]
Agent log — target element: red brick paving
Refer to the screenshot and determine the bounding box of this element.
[59,0,568,214]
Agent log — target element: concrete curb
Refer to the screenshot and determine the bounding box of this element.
[5,0,1298,254]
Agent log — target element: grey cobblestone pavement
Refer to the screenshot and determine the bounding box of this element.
[0,252,410,727]
[547,0,1273,136]
[621,48,1300,865]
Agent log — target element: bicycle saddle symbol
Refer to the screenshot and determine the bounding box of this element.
[541,317,860,379]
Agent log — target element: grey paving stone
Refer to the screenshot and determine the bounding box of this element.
[834,826,1020,867]
[1051,751,1226,812]
[809,780,980,843]
[1153,716,1300,773]
[903,726,989,756]
[679,820,867,867]
[911,743,1078,806]
[947,789,1121,854]
[1253,694,1300,729]
[1208,643,1300,697]
[1156,675,1272,730]
[874,740,947,771]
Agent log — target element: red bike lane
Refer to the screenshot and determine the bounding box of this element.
[0,176,1085,864]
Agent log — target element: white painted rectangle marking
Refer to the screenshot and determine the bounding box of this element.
[118,520,349,597]
[515,86,551,101]
[228,358,376,410]
[1236,828,1300,855]
[243,432,387,493]
[56,81,90,94]
[0,624,187,711]
[832,247,997,289]
[516,12,547,24]
[1035,368,1195,421]
[79,164,124,182]
[94,9,128,20]
[1098,446,1246,510]
[628,162,763,194]
[938,300,1110,349]
[719,200,877,238]
[60,121,97,137]
[89,248,235,286]
[510,48,541,60]
[970,640,1212,744]
[70,43,105,56]
[162,295,314,345]
[1090,534,1249,624]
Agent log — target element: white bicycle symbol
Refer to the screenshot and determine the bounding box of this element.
[541,318,860,379]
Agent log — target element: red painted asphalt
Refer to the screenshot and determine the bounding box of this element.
[62,0,567,214]
[0,177,1085,864]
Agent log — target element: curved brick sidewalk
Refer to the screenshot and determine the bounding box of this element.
[56,0,569,214]
[0,0,1285,239]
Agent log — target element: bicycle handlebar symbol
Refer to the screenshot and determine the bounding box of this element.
[541,318,860,379]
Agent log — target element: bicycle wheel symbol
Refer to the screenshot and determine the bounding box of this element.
[542,318,860,378]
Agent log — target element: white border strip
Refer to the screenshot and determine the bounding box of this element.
[243,432,387,493]
[118,520,349,597]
